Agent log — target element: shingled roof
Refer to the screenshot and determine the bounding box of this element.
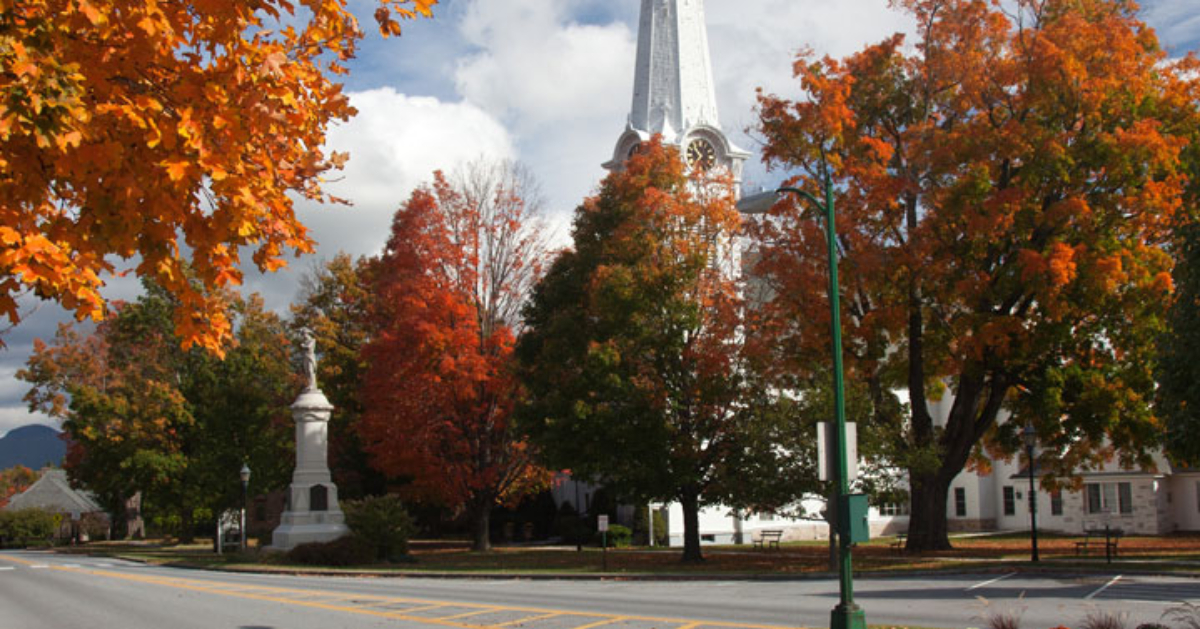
[4,469,103,515]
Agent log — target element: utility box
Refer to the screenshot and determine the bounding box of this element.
[838,494,870,544]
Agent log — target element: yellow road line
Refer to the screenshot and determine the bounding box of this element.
[0,554,40,566]
[48,565,804,629]
[569,617,630,629]
[382,603,453,614]
[438,608,511,620]
[493,612,565,627]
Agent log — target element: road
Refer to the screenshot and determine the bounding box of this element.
[1,550,1197,629]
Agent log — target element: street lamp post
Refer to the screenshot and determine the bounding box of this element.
[1022,424,1039,562]
[239,463,251,553]
[777,170,866,629]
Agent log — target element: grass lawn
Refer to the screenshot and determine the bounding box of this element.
[56,532,1200,575]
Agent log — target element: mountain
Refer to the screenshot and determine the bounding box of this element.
[0,425,66,470]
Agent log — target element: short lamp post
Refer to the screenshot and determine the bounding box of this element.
[239,463,251,553]
[1022,424,1039,563]
[776,171,866,629]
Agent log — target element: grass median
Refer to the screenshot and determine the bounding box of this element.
[53,532,1200,576]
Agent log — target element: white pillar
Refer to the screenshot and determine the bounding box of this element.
[270,387,348,550]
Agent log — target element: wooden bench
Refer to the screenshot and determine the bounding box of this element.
[1075,528,1123,556]
[890,533,907,553]
[753,530,783,550]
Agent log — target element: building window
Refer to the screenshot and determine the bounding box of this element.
[1196,481,1200,513]
[877,502,909,516]
[1003,486,1015,516]
[1086,482,1133,515]
[1051,490,1063,516]
[954,487,967,517]
[759,511,775,522]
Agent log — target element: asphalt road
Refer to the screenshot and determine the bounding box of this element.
[2,550,1197,629]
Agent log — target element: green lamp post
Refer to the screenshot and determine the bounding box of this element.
[739,169,868,629]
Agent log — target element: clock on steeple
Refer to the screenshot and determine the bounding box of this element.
[604,0,750,197]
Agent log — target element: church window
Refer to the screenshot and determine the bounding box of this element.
[1050,490,1063,516]
[1003,486,1015,516]
[1085,482,1132,514]
[954,487,967,517]
[878,502,909,516]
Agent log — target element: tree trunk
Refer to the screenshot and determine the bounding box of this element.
[905,471,953,551]
[680,486,704,563]
[472,503,491,552]
[178,506,195,544]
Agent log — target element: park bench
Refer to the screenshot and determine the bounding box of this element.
[890,533,907,553]
[753,529,783,550]
[1075,528,1123,557]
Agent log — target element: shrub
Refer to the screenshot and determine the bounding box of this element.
[0,508,59,547]
[285,535,375,567]
[1080,610,1128,629]
[341,494,415,562]
[597,524,632,548]
[975,596,1025,629]
[1163,602,1200,629]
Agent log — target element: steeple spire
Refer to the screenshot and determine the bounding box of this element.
[629,0,720,138]
[606,0,749,191]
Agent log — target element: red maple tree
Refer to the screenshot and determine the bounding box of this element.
[360,163,550,550]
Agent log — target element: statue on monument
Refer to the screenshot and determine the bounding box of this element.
[272,325,347,550]
[300,327,318,390]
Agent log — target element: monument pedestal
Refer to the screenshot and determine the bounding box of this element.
[271,387,348,550]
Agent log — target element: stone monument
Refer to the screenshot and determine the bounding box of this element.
[270,328,349,550]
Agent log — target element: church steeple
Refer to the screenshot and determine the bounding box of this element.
[606,0,749,193]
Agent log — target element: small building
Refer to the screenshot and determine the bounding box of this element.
[4,469,110,542]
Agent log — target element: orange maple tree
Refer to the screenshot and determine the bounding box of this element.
[360,162,550,551]
[0,0,435,353]
[753,0,1198,550]
[0,465,38,507]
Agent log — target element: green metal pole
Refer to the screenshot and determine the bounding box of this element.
[780,173,865,629]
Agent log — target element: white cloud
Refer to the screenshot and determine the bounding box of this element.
[451,0,637,219]
[0,405,56,440]
[456,0,635,126]
[306,88,516,256]
[242,87,516,311]
[1141,0,1200,55]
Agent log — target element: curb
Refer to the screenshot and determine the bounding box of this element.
[55,549,1200,582]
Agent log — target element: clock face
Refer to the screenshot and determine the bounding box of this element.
[686,138,717,170]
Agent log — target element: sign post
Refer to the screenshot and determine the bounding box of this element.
[598,515,609,572]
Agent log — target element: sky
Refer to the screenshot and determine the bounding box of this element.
[1,0,1198,439]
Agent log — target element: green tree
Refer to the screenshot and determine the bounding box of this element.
[1158,224,1200,464]
[517,139,750,562]
[19,283,296,539]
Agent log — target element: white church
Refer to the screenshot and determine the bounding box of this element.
[553,0,1200,547]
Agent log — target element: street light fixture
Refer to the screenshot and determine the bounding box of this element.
[1022,424,1039,562]
[239,463,251,553]
[742,170,866,629]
